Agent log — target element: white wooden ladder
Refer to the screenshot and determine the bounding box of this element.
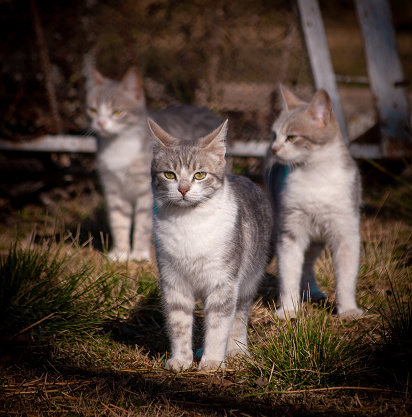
[298,0,411,159]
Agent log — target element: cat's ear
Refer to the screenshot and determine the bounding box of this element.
[90,67,106,86]
[279,84,306,111]
[199,120,228,158]
[308,89,332,128]
[148,118,178,151]
[121,67,144,100]
[201,120,228,146]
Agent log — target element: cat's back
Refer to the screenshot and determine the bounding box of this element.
[150,105,221,140]
[228,175,274,255]
[228,175,272,224]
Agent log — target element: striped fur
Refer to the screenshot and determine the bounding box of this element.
[149,120,274,371]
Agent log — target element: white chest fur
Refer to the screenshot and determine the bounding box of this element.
[155,185,237,290]
[98,126,146,172]
[285,146,355,213]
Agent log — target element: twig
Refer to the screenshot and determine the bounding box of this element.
[101,402,121,417]
[268,362,275,386]
[13,312,55,337]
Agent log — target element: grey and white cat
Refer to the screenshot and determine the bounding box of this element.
[86,67,220,262]
[149,119,274,371]
[266,85,363,319]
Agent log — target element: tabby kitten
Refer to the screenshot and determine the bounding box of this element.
[266,85,363,319]
[149,119,273,371]
[86,67,220,262]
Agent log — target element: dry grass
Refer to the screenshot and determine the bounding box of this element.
[1,165,412,416]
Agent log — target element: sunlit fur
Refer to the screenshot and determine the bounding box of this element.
[150,120,274,371]
[265,85,363,319]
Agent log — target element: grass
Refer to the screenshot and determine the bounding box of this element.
[0,234,132,340]
[244,306,369,392]
[1,170,412,415]
[369,276,412,390]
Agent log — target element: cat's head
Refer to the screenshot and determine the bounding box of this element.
[86,67,146,137]
[269,85,339,165]
[148,119,228,209]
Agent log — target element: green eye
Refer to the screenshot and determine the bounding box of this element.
[112,109,123,116]
[164,171,176,180]
[286,135,297,142]
[194,172,207,180]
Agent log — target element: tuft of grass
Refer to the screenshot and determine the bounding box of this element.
[0,235,132,341]
[244,306,369,391]
[379,278,412,348]
[371,277,412,389]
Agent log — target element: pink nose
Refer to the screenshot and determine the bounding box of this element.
[178,186,189,196]
[272,147,278,155]
[98,119,106,128]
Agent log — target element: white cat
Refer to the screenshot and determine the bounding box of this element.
[266,85,363,319]
[149,119,274,371]
[86,67,220,262]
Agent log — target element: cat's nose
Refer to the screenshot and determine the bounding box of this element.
[178,185,190,196]
[271,146,278,155]
[98,119,107,128]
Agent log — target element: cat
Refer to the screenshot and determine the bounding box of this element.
[149,118,274,371]
[265,85,363,319]
[86,67,220,262]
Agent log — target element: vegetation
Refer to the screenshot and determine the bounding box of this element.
[0,162,412,416]
[245,306,370,392]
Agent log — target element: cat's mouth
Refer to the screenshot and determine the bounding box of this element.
[96,125,111,134]
[272,154,292,165]
[177,197,198,207]
[95,126,117,139]
[174,194,206,208]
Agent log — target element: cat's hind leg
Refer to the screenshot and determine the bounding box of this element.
[227,299,252,358]
[331,228,364,318]
[130,188,153,262]
[301,242,327,304]
[199,284,237,370]
[105,193,132,262]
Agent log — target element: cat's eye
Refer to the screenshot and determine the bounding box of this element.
[193,172,207,180]
[286,135,297,142]
[112,109,123,116]
[164,171,176,180]
[89,107,97,115]
[272,131,277,141]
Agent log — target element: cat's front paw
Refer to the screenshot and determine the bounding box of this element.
[107,249,129,263]
[273,307,297,320]
[130,249,151,262]
[338,307,364,319]
[165,358,192,373]
[198,359,225,371]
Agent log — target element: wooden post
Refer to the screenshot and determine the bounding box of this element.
[296,0,349,145]
[355,0,412,158]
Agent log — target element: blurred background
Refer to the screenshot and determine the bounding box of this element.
[1,0,410,144]
[0,0,411,213]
